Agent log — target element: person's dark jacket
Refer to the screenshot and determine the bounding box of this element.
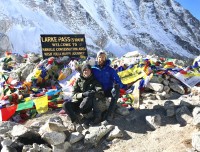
[72,74,104,102]
[92,60,124,92]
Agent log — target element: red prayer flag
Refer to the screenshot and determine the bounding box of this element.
[0,105,17,121]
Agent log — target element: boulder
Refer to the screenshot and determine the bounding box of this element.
[146,83,164,92]
[69,132,84,144]
[41,131,66,146]
[164,100,175,117]
[150,75,164,84]
[52,141,71,152]
[169,83,185,95]
[107,126,124,140]
[85,125,114,146]
[192,107,200,127]
[192,132,200,151]
[146,114,161,130]
[0,121,17,134]
[176,106,193,126]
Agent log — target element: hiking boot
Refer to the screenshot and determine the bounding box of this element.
[73,121,84,133]
[82,118,92,129]
[107,114,114,121]
[104,112,114,122]
[72,116,84,132]
[91,117,102,126]
[107,113,114,121]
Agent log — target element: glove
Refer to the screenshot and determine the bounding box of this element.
[111,88,116,97]
[111,84,120,97]
[82,90,95,97]
[94,91,105,100]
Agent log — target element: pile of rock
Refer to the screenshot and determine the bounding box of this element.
[142,86,200,151]
[0,114,125,152]
[142,74,187,101]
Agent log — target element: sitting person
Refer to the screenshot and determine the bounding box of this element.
[63,64,106,129]
[92,50,127,120]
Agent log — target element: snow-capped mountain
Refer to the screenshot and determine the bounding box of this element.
[0,0,199,60]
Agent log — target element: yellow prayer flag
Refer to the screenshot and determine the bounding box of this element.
[33,95,48,114]
[118,64,146,84]
[34,69,42,78]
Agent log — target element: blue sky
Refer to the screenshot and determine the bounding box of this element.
[175,0,200,20]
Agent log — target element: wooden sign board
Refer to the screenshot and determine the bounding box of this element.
[40,34,87,59]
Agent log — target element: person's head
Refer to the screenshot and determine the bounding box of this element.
[81,64,92,78]
[96,50,107,66]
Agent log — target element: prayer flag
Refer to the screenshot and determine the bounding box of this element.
[33,95,48,114]
[0,105,17,121]
[16,100,34,111]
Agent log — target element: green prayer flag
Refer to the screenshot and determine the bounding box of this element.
[16,100,34,111]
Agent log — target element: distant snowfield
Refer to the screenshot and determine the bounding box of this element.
[1,0,72,55]
[0,0,199,58]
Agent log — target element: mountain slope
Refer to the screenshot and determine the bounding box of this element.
[0,0,199,59]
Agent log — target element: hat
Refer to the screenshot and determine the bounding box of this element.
[97,50,107,59]
[81,64,92,72]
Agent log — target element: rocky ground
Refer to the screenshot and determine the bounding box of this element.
[85,97,199,152]
[16,91,199,152]
[99,103,196,152]
[1,91,195,152]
